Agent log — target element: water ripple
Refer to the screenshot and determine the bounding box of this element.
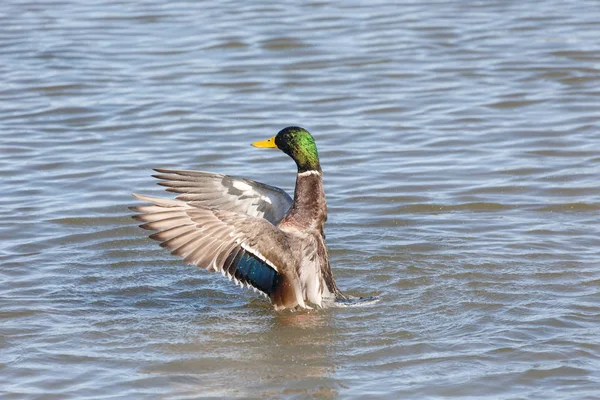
[1,0,600,398]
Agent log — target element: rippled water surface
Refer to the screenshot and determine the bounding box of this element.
[2,1,600,398]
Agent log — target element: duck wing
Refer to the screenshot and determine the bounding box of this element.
[151,168,292,224]
[131,193,306,309]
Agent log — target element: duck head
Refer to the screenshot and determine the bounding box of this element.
[252,126,321,173]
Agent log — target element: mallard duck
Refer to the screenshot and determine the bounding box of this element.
[131,126,353,310]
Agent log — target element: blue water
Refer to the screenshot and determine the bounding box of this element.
[1,1,599,398]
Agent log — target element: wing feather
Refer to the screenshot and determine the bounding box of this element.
[151,168,292,224]
[149,225,195,241]
[130,193,305,308]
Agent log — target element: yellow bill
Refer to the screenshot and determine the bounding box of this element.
[251,136,278,148]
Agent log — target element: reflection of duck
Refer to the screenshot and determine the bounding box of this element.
[132,127,349,310]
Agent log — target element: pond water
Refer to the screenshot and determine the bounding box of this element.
[1,1,599,398]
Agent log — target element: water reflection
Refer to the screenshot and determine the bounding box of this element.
[273,308,333,330]
[147,307,340,397]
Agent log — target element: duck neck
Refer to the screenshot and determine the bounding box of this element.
[282,169,327,231]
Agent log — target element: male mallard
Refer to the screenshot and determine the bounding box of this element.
[132,126,351,310]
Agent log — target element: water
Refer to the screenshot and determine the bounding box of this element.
[1,0,599,398]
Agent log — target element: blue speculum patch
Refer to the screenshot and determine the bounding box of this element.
[231,250,277,294]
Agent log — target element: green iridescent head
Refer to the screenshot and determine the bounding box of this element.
[252,126,321,172]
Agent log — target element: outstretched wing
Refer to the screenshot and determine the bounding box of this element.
[151,168,292,224]
[131,193,306,309]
